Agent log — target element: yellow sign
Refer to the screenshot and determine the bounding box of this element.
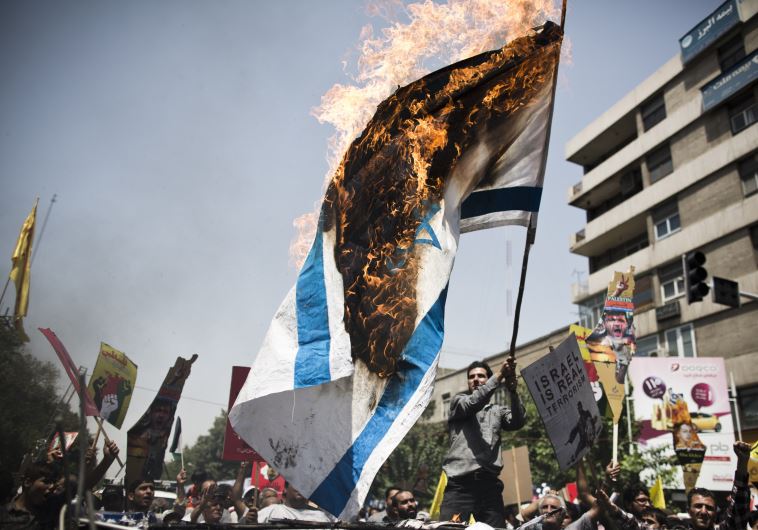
[87,342,138,429]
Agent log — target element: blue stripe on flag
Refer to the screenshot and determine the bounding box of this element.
[294,227,332,388]
[310,286,449,515]
[460,186,542,219]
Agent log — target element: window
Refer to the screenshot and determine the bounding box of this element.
[718,35,746,72]
[442,393,451,419]
[739,154,758,196]
[659,261,685,302]
[634,275,654,310]
[578,292,604,329]
[641,94,667,131]
[635,335,659,357]
[647,144,673,183]
[665,324,697,357]
[729,95,757,134]
[737,384,758,430]
[653,201,681,240]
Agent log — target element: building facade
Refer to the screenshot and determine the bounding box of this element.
[426,327,569,424]
[567,0,758,439]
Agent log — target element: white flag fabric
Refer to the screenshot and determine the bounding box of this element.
[230,22,563,519]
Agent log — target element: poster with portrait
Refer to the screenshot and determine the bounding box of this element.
[523,334,602,471]
[585,267,636,385]
[87,343,138,429]
[126,354,197,487]
[629,357,735,491]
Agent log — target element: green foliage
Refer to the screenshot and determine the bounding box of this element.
[165,410,240,481]
[368,414,448,508]
[0,318,78,472]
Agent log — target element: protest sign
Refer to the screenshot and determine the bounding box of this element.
[500,445,532,506]
[629,357,735,491]
[49,432,78,453]
[87,343,137,429]
[223,366,263,462]
[523,334,602,470]
[586,268,636,385]
[126,354,197,487]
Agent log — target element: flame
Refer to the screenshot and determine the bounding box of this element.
[289,1,563,376]
[289,0,562,268]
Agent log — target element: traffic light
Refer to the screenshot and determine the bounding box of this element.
[683,251,709,304]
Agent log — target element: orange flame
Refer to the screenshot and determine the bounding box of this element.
[290,0,562,268]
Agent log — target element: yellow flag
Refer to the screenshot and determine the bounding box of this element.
[468,513,476,524]
[649,476,665,509]
[429,470,447,520]
[9,199,38,341]
[748,440,758,485]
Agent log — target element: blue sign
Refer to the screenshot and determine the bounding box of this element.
[680,0,741,65]
[702,49,758,111]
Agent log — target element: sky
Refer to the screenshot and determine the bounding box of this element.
[0,0,721,469]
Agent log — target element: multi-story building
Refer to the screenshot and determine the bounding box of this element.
[567,0,758,439]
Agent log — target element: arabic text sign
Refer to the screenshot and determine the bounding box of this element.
[680,0,741,64]
[523,334,602,471]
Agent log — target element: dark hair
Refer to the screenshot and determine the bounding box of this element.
[466,361,493,379]
[622,483,649,510]
[747,510,758,526]
[390,490,413,507]
[564,502,580,522]
[687,487,716,507]
[640,507,667,525]
[191,470,209,485]
[126,478,154,494]
[385,485,402,500]
[22,462,58,485]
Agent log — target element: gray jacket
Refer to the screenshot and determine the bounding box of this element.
[442,375,526,478]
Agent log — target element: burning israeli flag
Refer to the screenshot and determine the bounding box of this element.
[230,20,563,518]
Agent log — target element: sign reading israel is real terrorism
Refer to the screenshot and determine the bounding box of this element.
[523,334,602,471]
[229,19,565,518]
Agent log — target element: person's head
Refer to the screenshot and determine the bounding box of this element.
[284,482,308,509]
[562,502,580,528]
[126,479,155,512]
[201,491,226,524]
[259,487,280,508]
[20,462,58,509]
[266,466,279,480]
[215,484,233,508]
[190,470,209,488]
[603,312,628,339]
[539,494,566,529]
[149,400,172,430]
[639,507,665,529]
[391,490,418,520]
[101,484,125,511]
[622,484,651,516]
[243,487,258,509]
[466,361,493,392]
[384,486,401,517]
[687,488,717,530]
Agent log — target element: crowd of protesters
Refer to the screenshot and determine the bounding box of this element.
[1,358,756,529]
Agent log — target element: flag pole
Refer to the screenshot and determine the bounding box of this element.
[94,417,124,467]
[31,193,57,267]
[509,5,566,358]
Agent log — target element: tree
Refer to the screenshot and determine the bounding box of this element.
[165,410,239,481]
[0,318,78,471]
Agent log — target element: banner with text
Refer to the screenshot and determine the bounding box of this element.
[523,334,602,471]
[87,342,138,429]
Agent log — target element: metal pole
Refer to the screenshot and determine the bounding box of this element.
[729,371,743,442]
[31,193,57,267]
